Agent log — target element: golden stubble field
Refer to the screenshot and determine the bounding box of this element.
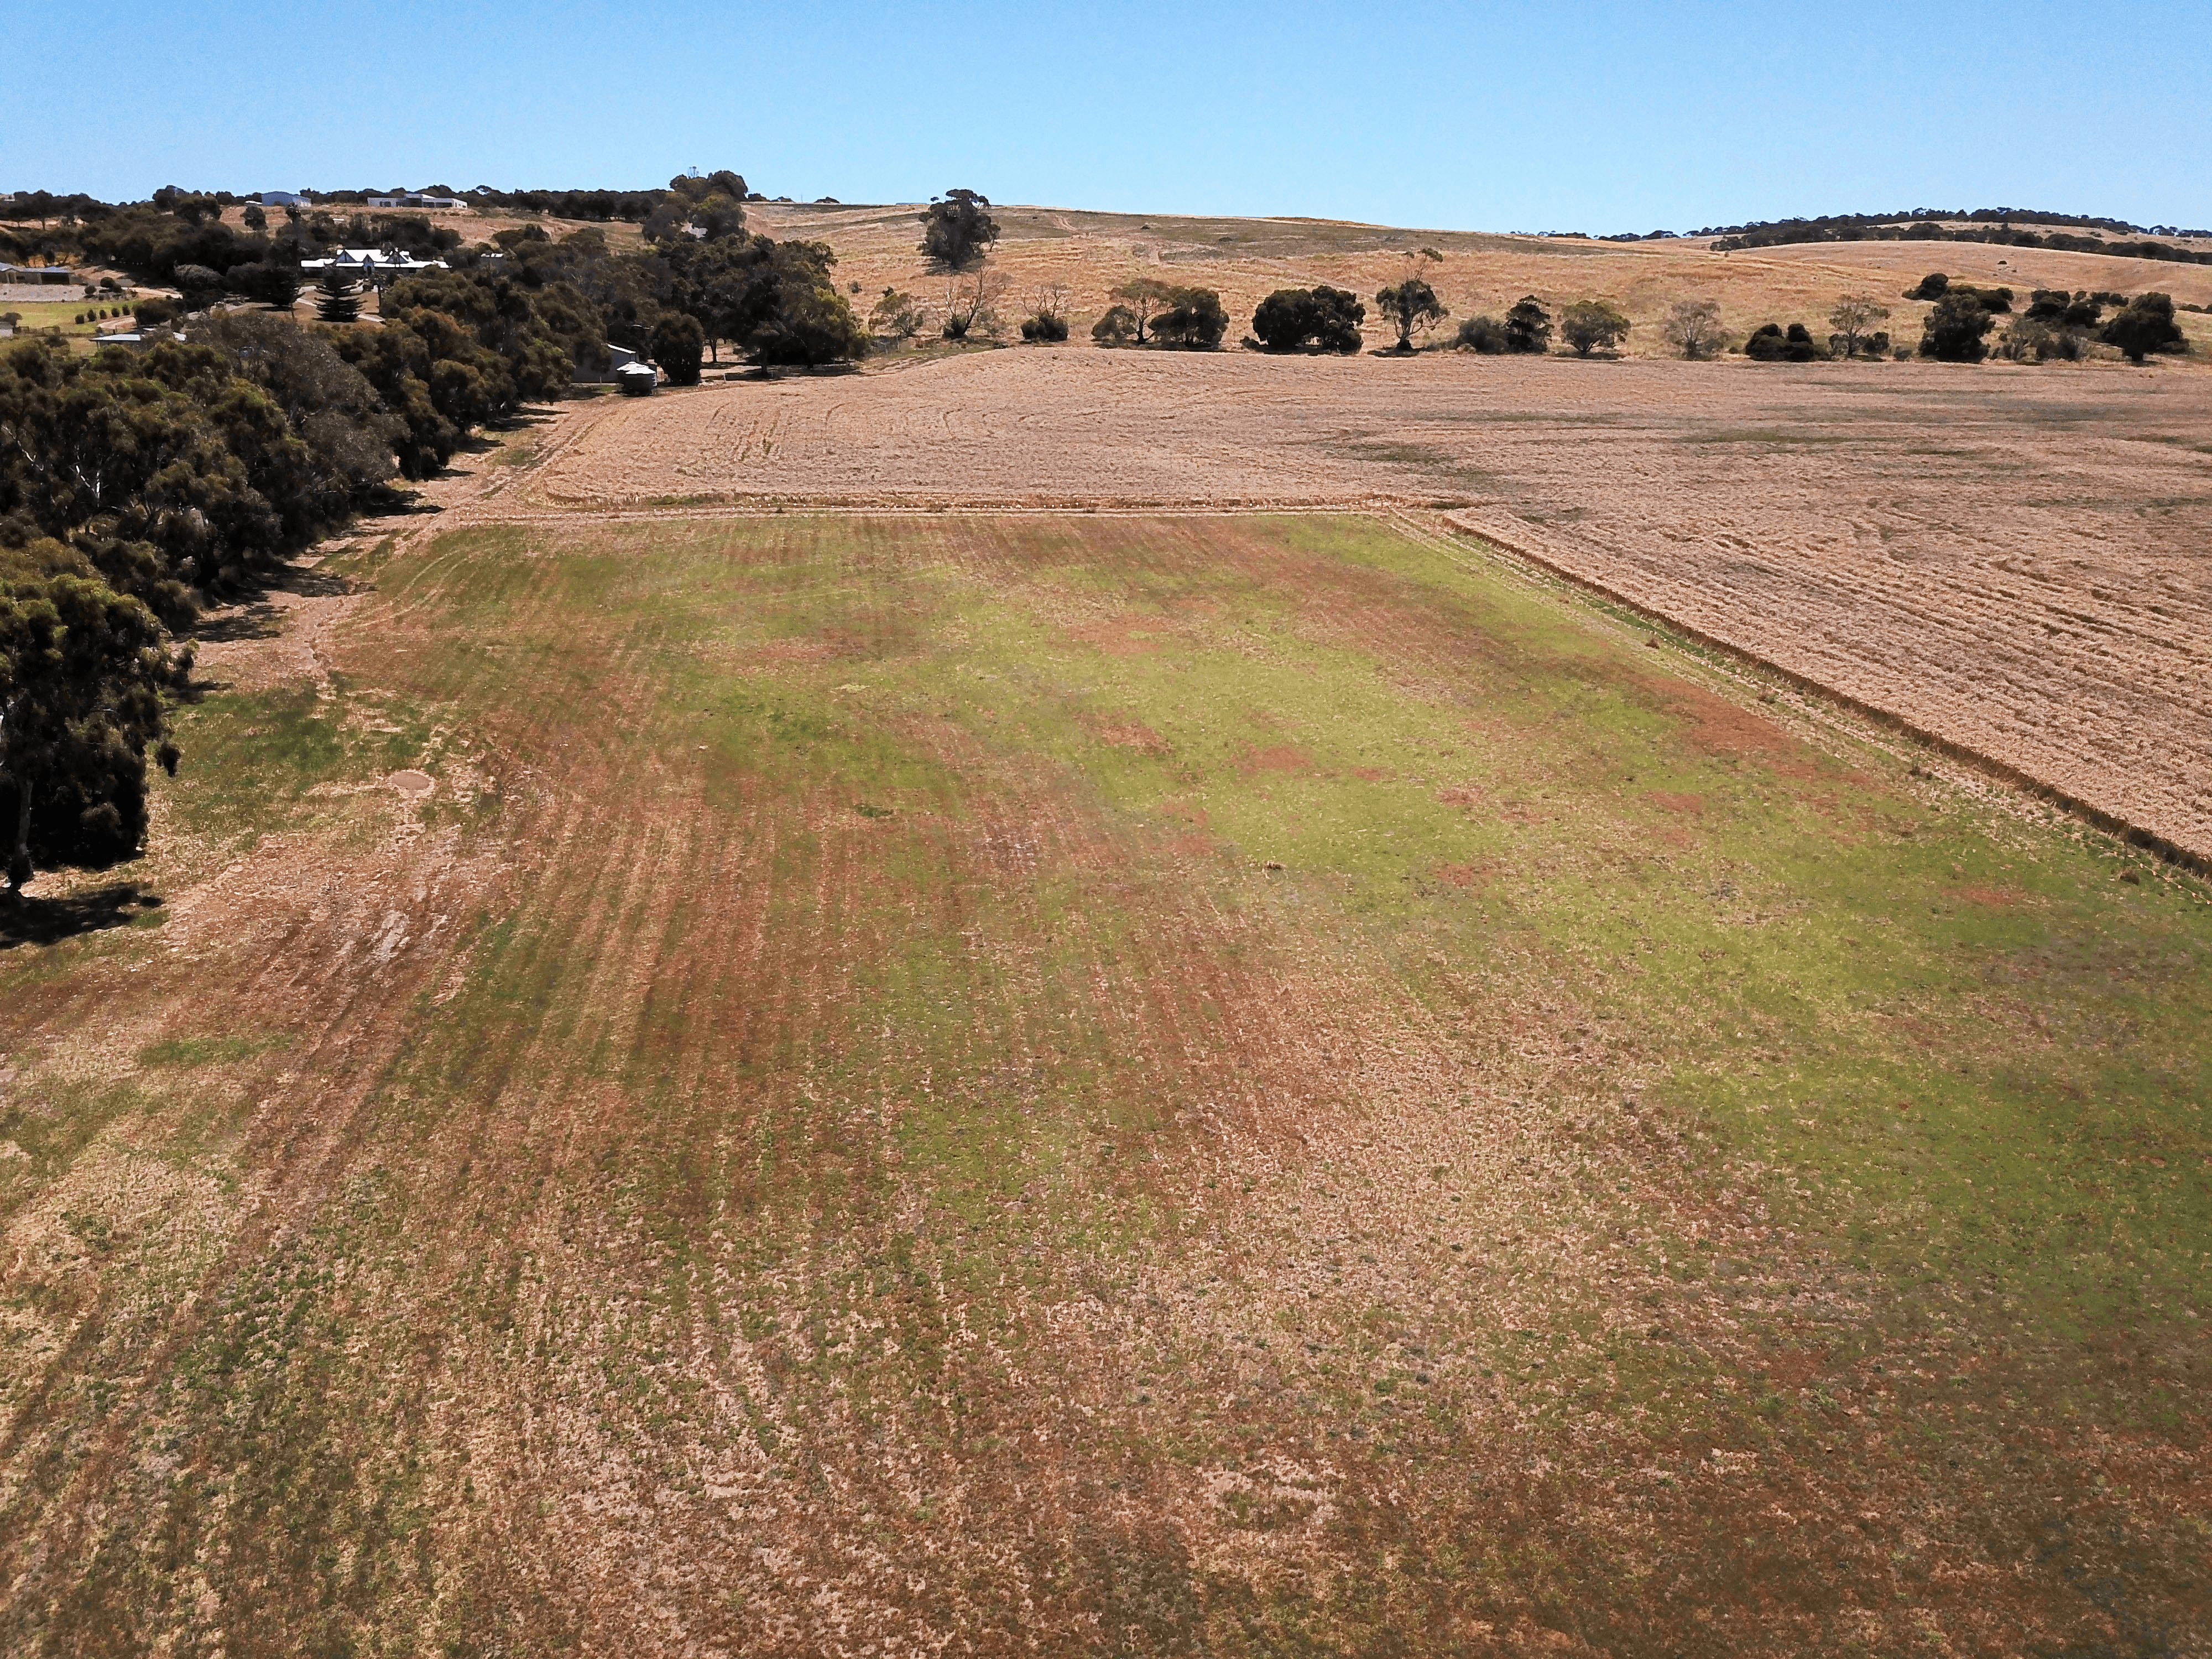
[525,349,2212,866]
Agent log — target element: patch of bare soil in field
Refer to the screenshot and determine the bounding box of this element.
[523,350,2212,862]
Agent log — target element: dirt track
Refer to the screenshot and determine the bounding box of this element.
[521,351,2212,862]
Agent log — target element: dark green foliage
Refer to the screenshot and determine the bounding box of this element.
[0,563,181,887]
[745,243,869,366]
[1918,293,1996,362]
[649,312,706,385]
[226,259,302,309]
[315,269,358,325]
[1950,284,2012,313]
[1503,296,1552,353]
[1455,314,1510,353]
[1911,296,2000,365]
[1744,321,1831,362]
[919,189,999,271]
[1374,276,1448,350]
[173,264,226,309]
[1149,287,1228,351]
[2025,289,2105,330]
[2100,292,2185,362]
[1906,273,1950,300]
[133,298,180,328]
[1019,311,1070,343]
[1251,286,1365,353]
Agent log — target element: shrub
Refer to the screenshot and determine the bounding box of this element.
[1020,310,1070,342]
[1744,321,1829,362]
[1151,286,1228,350]
[1455,315,1510,353]
[1906,272,1949,300]
[868,288,925,340]
[1503,296,1551,353]
[1918,293,1995,361]
[133,297,180,327]
[1827,294,1891,358]
[1558,299,1631,356]
[2100,292,2185,363]
[1091,305,1139,345]
[1253,286,1365,352]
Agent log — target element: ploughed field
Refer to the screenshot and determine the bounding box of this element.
[533,351,2212,864]
[2,513,2205,1655]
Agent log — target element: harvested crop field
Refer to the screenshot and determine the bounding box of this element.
[2,510,2205,1655]
[530,351,2212,863]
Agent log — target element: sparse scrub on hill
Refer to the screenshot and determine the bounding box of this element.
[1558,298,1631,356]
[1917,293,1996,362]
[919,189,1000,271]
[1743,321,1830,361]
[1661,299,1725,359]
[1252,286,1365,352]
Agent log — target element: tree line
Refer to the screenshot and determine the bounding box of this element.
[2,171,881,895]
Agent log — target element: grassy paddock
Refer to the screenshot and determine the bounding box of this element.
[0,513,2203,1655]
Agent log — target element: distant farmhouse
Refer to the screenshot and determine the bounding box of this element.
[299,247,449,285]
[367,192,468,210]
[0,263,77,286]
[261,190,309,207]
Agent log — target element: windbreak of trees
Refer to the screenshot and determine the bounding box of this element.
[1707,209,2212,264]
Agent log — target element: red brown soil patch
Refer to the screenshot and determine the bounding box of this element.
[1437,784,1485,809]
[1237,743,1317,776]
[1950,884,2026,909]
[1646,790,1707,815]
[1642,677,1798,758]
[1066,613,1168,655]
[1350,765,1392,783]
[1431,862,1493,888]
[1087,716,1172,755]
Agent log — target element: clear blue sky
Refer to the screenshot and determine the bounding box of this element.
[14,0,2209,230]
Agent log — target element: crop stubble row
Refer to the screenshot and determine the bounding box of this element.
[530,352,2212,860]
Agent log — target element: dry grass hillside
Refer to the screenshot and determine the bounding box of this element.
[745,201,2212,357]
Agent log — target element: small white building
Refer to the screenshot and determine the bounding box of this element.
[367,193,467,211]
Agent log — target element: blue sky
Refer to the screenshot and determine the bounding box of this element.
[13,0,2209,230]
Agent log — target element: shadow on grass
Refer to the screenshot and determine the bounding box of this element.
[0,883,163,950]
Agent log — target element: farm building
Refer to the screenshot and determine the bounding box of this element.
[0,263,76,286]
[261,190,307,207]
[367,192,467,210]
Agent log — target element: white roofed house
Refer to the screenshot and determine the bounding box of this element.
[367,192,467,210]
[298,247,448,288]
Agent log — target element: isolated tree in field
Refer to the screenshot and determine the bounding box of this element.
[315,268,359,324]
[2100,292,2185,363]
[1827,294,1890,358]
[1252,286,1364,352]
[1558,299,1630,356]
[1,573,180,894]
[242,204,267,232]
[868,288,925,340]
[650,311,705,384]
[1661,298,1723,359]
[1374,276,1447,351]
[1150,286,1227,349]
[1906,272,1949,300]
[919,189,1000,270]
[1107,278,1177,345]
[1917,293,1994,362]
[1504,296,1552,354]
